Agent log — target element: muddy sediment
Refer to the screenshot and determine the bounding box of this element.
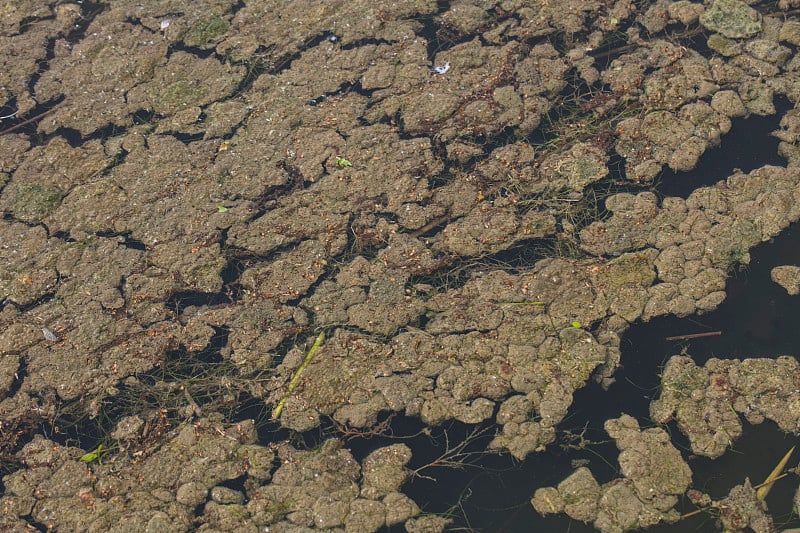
[2,0,800,531]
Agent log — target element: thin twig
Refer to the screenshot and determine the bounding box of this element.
[0,102,65,136]
[409,214,450,239]
[665,331,721,341]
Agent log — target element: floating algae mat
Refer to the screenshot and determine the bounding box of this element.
[396,94,800,532]
[406,221,800,531]
[4,1,800,531]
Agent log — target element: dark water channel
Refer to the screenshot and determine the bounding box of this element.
[396,107,800,530]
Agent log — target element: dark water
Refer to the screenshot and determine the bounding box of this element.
[400,105,800,531]
[658,104,786,198]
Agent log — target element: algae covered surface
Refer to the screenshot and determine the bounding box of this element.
[2,0,800,531]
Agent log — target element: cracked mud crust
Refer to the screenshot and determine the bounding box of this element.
[3,0,800,531]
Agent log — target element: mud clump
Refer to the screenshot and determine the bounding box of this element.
[579,164,800,324]
[533,352,800,529]
[716,479,775,533]
[651,355,800,459]
[771,264,800,294]
[532,415,691,532]
[700,0,763,39]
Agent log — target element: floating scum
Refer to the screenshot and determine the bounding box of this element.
[2,0,800,531]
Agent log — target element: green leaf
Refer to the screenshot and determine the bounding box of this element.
[217,205,229,213]
[571,321,581,328]
[335,157,352,167]
[80,451,98,463]
[80,444,107,464]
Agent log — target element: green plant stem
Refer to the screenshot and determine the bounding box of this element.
[272,331,325,420]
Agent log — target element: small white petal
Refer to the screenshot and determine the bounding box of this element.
[433,62,450,75]
[42,327,56,342]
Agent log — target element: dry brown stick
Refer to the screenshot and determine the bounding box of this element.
[665,331,722,341]
[408,214,450,239]
[0,101,65,136]
[679,507,706,520]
